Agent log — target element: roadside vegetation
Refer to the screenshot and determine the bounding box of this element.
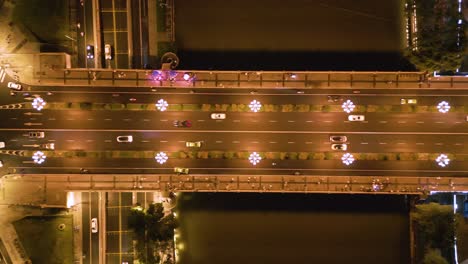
[28,150,463,162]
[404,0,465,71]
[412,203,459,264]
[13,215,73,264]
[32,102,468,113]
[128,203,178,264]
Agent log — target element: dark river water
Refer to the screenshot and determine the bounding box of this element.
[174,1,412,263]
[174,0,415,71]
[177,193,411,264]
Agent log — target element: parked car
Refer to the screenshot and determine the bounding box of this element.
[348,115,365,121]
[86,45,94,59]
[7,82,22,91]
[400,98,417,104]
[29,131,45,138]
[116,135,133,142]
[173,120,192,127]
[330,136,347,143]
[0,142,5,148]
[174,167,189,174]
[210,113,226,119]
[0,160,3,167]
[91,218,98,233]
[104,44,112,60]
[186,141,202,148]
[331,144,347,151]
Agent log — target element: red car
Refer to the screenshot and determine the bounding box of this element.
[173,120,192,127]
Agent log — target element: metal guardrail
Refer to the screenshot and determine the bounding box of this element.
[9,174,467,195]
[31,69,468,89]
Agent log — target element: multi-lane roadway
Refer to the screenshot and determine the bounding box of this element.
[0,82,466,178]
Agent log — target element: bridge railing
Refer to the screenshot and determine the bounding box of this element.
[29,69,468,89]
[11,174,466,194]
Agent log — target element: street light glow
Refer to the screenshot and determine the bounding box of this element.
[32,97,46,111]
[436,154,450,167]
[341,153,355,166]
[155,152,169,164]
[341,100,355,113]
[32,151,46,164]
[155,99,169,111]
[249,100,262,112]
[437,101,450,113]
[248,152,262,165]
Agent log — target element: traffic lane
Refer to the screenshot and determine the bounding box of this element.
[90,192,99,264]
[9,157,468,177]
[82,192,91,264]
[0,110,465,133]
[84,0,94,68]
[21,130,468,153]
[9,87,468,105]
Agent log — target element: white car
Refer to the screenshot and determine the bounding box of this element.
[330,136,347,143]
[186,141,202,148]
[91,218,98,233]
[401,98,417,104]
[0,160,3,167]
[211,113,226,119]
[7,82,22,91]
[42,143,55,149]
[331,144,347,151]
[117,135,133,142]
[0,142,5,148]
[348,115,365,121]
[104,44,112,60]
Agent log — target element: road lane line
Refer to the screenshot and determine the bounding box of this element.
[86,140,94,142]
[435,121,444,124]
[379,121,387,123]
[178,141,185,143]
[104,140,112,142]
[305,142,313,144]
[361,142,368,144]
[269,120,277,123]
[435,143,443,145]
[105,119,112,121]
[288,120,295,123]
[141,140,150,143]
[87,118,94,121]
[66,118,75,121]
[306,121,314,123]
[416,143,424,145]
[142,119,150,122]
[1,129,467,135]
[252,120,259,122]
[397,142,406,145]
[160,119,168,122]
[251,141,259,144]
[455,143,462,145]
[10,139,18,141]
[48,139,56,142]
[10,118,17,120]
[379,142,387,145]
[197,120,205,122]
[397,121,406,124]
[232,141,240,143]
[269,141,277,144]
[48,118,56,121]
[160,140,168,143]
[66,139,75,142]
[287,142,295,144]
[233,120,240,122]
[323,121,332,123]
[416,121,424,124]
[215,141,222,143]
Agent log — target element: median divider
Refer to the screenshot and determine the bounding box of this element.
[23,150,463,162]
[35,102,467,113]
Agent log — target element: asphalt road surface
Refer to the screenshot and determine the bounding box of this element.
[0,76,467,178]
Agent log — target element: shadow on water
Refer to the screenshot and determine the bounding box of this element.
[177,50,417,72]
[177,193,411,264]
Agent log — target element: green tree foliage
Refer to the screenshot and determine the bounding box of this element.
[127,203,178,263]
[405,0,465,71]
[422,248,449,264]
[412,203,457,262]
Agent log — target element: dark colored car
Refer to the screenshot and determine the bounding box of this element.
[327,95,342,102]
[173,120,192,127]
[86,45,94,59]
